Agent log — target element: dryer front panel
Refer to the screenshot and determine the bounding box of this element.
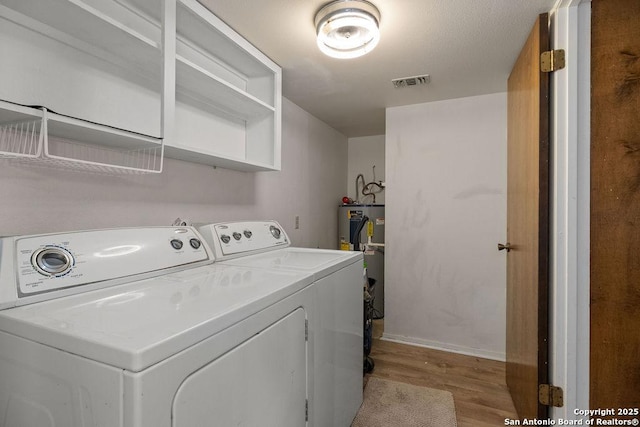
[171,308,307,427]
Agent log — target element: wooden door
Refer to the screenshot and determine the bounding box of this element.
[505,13,550,420]
[591,0,640,409]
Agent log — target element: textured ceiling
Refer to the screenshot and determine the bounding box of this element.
[198,0,557,137]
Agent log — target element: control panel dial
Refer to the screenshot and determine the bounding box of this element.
[31,247,74,276]
[232,232,242,241]
[170,239,184,250]
[243,230,252,238]
[269,225,282,239]
[220,234,231,244]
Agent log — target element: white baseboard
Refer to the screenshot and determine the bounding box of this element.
[380,333,506,362]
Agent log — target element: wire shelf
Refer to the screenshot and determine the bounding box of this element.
[0,103,43,159]
[43,136,164,174]
[0,102,163,174]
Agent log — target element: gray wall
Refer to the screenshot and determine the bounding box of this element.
[0,98,347,249]
[385,93,507,360]
[346,135,385,204]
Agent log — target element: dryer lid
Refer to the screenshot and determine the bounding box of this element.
[221,247,362,280]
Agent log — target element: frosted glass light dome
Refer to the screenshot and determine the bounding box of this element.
[315,0,381,59]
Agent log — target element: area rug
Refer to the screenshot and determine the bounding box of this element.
[351,377,458,427]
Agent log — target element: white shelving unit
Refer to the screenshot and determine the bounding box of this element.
[164,0,282,171]
[0,0,282,173]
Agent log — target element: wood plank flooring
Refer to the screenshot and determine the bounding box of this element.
[367,320,518,427]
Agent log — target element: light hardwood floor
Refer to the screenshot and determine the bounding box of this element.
[366,320,518,427]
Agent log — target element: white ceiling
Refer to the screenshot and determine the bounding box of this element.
[198,0,557,137]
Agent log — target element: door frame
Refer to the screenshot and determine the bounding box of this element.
[548,0,590,419]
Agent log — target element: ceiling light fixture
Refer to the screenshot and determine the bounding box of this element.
[314,0,381,59]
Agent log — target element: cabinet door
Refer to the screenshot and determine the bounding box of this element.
[172,308,307,427]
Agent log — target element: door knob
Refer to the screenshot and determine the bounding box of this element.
[498,243,512,252]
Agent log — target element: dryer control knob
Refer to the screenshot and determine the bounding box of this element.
[189,238,201,249]
[243,230,253,239]
[233,232,242,241]
[32,247,74,276]
[170,239,183,250]
[269,225,281,239]
[220,234,231,244]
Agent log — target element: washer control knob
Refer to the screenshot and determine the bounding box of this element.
[189,238,201,249]
[220,234,231,244]
[269,225,282,239]
[233,232,242,241]
[243,230,252,239]
[32,247,74,276]
[170,239,183,250]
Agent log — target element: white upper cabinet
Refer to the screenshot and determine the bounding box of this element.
[0,0,282,173]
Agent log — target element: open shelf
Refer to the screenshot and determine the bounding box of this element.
[165,0,281,172]
[176,0,276,106]
[176,56,275,121]
[163,144,278,172]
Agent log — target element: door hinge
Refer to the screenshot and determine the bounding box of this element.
[539,384,564,407]
[305,319,308,341]
[540,49,565,72]
[305,399,308,421]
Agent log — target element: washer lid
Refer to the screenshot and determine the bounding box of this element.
[0,264,313,372]
[221,247,362,280]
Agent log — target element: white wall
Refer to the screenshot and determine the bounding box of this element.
[346,135,385,204]
[385,93,507,360]
[0,98,347,249]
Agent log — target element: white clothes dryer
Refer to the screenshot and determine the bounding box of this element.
[0,226,316,427]
[197,220,364,427]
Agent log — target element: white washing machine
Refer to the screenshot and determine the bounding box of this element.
[0,226,317,427]
[197,221,364,427]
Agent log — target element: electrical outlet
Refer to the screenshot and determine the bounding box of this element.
[295,215,300,229]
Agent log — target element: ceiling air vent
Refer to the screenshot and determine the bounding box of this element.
[392,74,431,88]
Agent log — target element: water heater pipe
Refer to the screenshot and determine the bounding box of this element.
[367,235,385,247]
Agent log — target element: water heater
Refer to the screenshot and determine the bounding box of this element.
[338,204,384,318]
